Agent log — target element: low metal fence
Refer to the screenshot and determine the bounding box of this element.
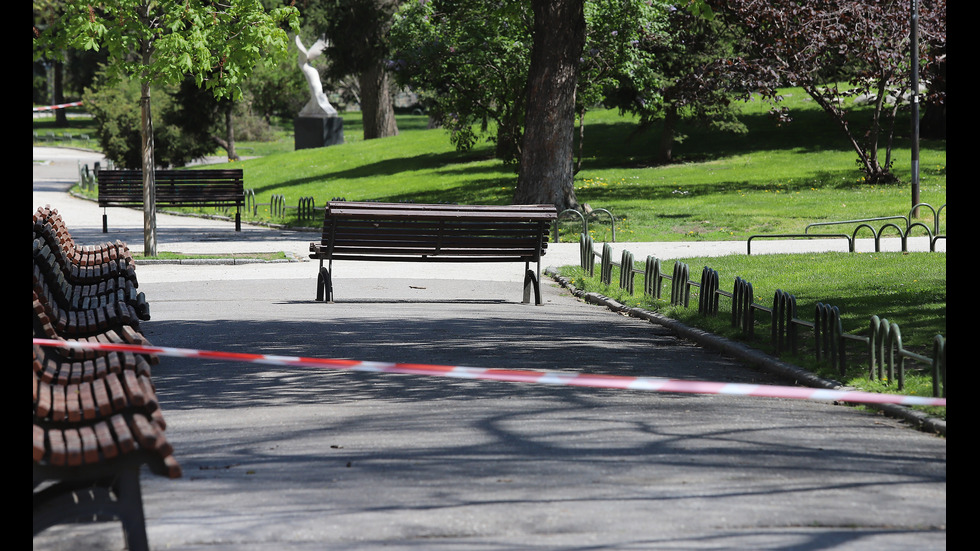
[747,203,946,254]
[579,233,946,397]
[244,190,319,222]
[555,207,616,243]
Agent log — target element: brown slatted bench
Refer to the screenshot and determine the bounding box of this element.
[33,209,180,551]
[309,201,557,304]
[97,168,245,232]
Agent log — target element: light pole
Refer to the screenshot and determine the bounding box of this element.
[910,0,920,217]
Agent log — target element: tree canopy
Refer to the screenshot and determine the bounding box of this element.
[34,0,298,255]
[35,0,298,100]
[390,0,666,165]
[708,0,947,185]
[605,3,753,163]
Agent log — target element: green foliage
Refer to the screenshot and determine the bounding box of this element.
[35,0,299,253]
[242,56,308,123]
[605,2,751,162]
[389,0,667,163]
[707,0,946,184]
[214,95,944,236]
[578,0,666,110]
[35,0,299,100]
[313,0,400,81]
[390,0,534,161]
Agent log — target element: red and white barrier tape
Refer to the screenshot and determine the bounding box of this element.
[32,338,946,407]
[33,101,83,112]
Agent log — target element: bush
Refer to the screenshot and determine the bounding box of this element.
[83,74,218,168]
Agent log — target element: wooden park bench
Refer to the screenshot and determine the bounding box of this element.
[33,207,180,551]
[97,168,245,232]
[310,201,557,304]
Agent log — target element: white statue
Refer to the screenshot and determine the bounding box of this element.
[296,35,338,118]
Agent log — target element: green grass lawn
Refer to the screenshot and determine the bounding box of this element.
[33,111,101,150]
[220,91,946,242]
[53,89,946,243]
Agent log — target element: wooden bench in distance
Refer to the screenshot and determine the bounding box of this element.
[97,169,245,232]
[309,202,557,304]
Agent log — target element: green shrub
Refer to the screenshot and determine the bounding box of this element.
[83,74,217,168]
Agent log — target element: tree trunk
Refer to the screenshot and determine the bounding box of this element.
[211,102,240,161]
[358,60,398,140]
[513,0,585,212]
[574,107,585,175]
[139,79,157,257]
[138,7,157,257]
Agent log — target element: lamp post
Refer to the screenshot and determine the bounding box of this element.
[910,0,920,217]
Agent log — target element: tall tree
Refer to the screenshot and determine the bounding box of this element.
[390,0,664,195]
[389,0,533,162]
[512,0,586,211]
[34,0,298,255]
[83,73,221,169]
[33,1,69,126]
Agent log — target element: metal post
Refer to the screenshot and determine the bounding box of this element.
[910,0,920,217]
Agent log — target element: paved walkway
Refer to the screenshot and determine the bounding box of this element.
[33,148,945,550]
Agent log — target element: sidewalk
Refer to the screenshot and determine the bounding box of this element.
[33,147,946,551]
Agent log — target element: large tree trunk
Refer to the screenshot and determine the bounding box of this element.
[358,60,398,140]
[513,0,585,212]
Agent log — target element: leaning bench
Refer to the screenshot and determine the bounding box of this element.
[310,202,557,304]
[97,169,245,232]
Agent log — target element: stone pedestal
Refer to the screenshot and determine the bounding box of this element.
[294,116,344,150]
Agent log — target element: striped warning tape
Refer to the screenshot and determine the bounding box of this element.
[32,338,946,407]
[33,101,83,112]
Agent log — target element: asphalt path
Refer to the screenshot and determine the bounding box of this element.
[33,147,946,550]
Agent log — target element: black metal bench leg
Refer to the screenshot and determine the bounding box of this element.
[33,468,150,551]
[103,213,108,233]
[316,265,334,302]
[235,208,241,231]
[523,268,541,305]
[116,468,151,551]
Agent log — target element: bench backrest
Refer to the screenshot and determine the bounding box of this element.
[98,169,244,207]
[320,202,557,262]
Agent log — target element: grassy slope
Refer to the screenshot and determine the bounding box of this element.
[228,92,946,244]
[51,91,946,242]
[561,251,945,354]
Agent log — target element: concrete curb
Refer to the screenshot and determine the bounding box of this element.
[546,268,947,437]
[135,258,301,265]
